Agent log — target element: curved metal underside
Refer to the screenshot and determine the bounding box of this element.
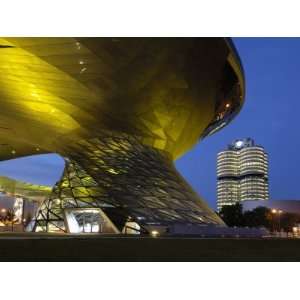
[0,37,244,160]
[0,38,245,231]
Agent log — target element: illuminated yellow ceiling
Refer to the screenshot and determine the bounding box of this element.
[0,38,244,160]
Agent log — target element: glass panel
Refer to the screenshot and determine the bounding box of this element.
[65,208,118,234]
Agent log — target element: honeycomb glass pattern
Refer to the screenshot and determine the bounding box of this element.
[48,132,225,230]
[32,159,123,232]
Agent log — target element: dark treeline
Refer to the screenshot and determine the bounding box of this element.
[218,203,300,232]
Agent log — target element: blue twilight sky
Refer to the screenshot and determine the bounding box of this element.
[0,38,299,210]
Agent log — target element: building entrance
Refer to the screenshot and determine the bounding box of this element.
[64,208,119,234]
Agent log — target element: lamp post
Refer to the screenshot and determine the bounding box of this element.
[271,209,277,234]
[0,208,6,228]
[0,208,6,221]
[271,209,283,236]
[278,210,283,235]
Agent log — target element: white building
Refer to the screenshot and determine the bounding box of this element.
[217,138,269,211]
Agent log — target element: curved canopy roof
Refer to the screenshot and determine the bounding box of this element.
[0,38,244,160]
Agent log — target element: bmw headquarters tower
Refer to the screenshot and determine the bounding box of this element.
[217,138,269,212]
[0,38,245,234]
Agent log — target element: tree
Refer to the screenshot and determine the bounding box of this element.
[219,203,300,233]
[219,204,272,229]
[219,203,244,227]
[243,206,272,228]
[280,213,300,233]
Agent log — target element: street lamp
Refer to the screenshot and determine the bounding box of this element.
[271,209,277,233]
[271,209,283,235]
[22,218,27,232]
[293,227,298,237]
[278,210,283,234]
[0,208,6,227]
[151,230,159,237]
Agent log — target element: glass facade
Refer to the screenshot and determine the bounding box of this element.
[217,138,269,211]
[32,138,225,234]
[65,208,119,234]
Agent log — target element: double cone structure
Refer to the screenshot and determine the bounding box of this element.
[0,38,245,233]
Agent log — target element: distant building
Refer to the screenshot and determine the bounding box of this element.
[217,138,269,211]
[0,193,39,223]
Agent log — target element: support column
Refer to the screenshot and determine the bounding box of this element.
[33,131,225,232]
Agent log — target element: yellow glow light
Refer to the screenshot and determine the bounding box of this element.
[107,168,119,175]
[151,230,159,237]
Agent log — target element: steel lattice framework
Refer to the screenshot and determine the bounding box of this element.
[33,158,130,232]
[33,132,225,232]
